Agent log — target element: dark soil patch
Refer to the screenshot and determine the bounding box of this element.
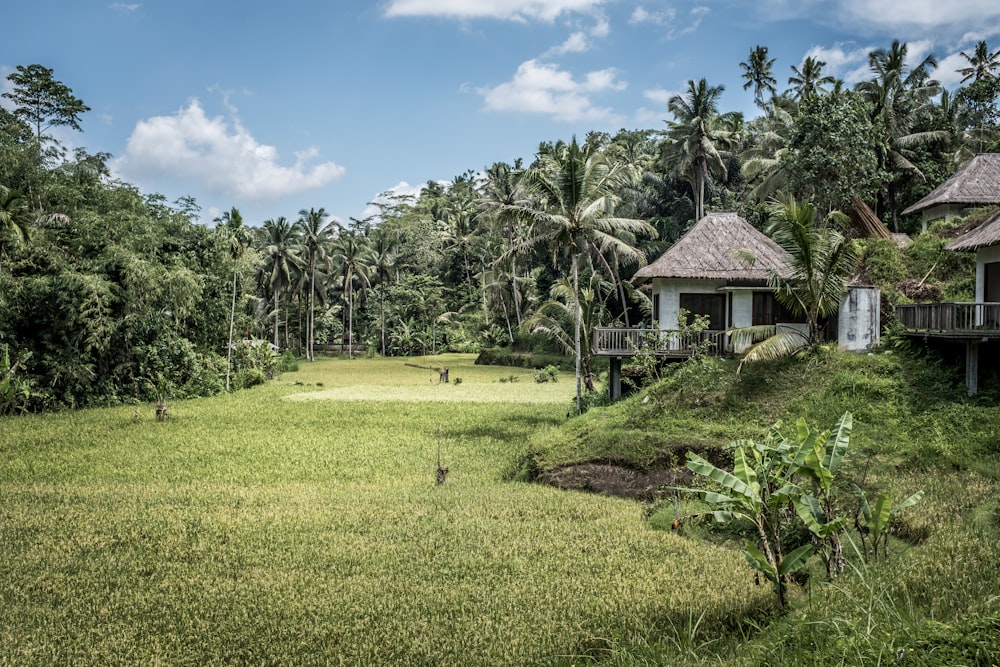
[538,463,693,502]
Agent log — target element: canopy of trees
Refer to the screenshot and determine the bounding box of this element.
[0,46,997,410]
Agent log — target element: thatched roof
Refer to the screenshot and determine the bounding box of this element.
[848,196,893,240]
[945,208,1000,251]
[633,211,791,283]
[902,153,1000,216]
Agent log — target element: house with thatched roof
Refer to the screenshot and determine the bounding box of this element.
[902,154,1000,231]
[630,211,799,346]
[593,212,880,398]
[630,211,878,351]
[945,208,1000,303]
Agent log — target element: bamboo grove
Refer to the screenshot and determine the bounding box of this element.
[1,42,998,410]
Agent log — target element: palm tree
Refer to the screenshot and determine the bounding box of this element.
[479,161,531,328]
[661,79,738,222]
[516,137,656,413]
[740,96,797,201]
[788,57,836,101]
[958,40,1000,83]
[330,230,376,359]
[370,231,399,356]
[215,207,251,391]
[732,197,858,369]
[296,207,339,361]
[524,272,613,385]
[263,216,302,349]
[741,45,777,109]
[856,40,945,225]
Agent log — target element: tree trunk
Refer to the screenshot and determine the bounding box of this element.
[227,266,237,392]
[273,290,280,349]
[573,252,582,415]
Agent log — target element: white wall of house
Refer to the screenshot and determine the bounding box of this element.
[921,204,965,232]
[731,290,754,329]
[651,278,725,329]
[974,245,1000,302]
[837,286,881,352]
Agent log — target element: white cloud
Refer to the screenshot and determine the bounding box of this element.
[548,31,589,55]
[117,99,345,202]
[543,15,610,56]
[838,0,1000,33]
[384,0,605,22]
[802,43,873,85]
[361,181,426,220]
[643,88,675,106]
[479,58,625,124]
[628,5,708,38]
[936,52,972,88]
[110,3,140,12]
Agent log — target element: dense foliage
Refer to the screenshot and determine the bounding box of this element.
[1,39,998,408]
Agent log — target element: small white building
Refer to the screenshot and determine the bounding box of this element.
[629,211,879,354]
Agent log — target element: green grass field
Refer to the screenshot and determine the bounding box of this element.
[0,354,764,666]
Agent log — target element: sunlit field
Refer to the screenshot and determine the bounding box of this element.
[0,354,765,665]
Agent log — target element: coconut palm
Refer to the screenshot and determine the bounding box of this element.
[296,207,339,361]
[741,45,778,109]
[788,57,836,101]
[732,197,858,369]
[958,40,1000,83]
[661,78,739,222]
[215,207,251,391]
[523,272,613,387]
[479,160,531,327]
[330,229,376,359]
[856,40,946,225]
[262,216,303,349]
[515,137,656,413]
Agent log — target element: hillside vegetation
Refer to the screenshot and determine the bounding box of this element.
[521,346,1000,664]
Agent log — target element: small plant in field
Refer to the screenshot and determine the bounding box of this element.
[677,412,855,608]
[534,365,559,383]
[453,377,462,385]
[852,486,924,563]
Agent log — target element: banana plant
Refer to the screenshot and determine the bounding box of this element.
[853,487,925,562]
[678,412,854,609]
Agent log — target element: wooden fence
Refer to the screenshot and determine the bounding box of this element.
[592,327,725,357]
[896,303,1000,333]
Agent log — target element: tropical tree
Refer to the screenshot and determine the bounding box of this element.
[523,272,612,389]
[296,207,339,360]
[262,216,302,349]
[330,229,376,359]
[856,40,945,225]
[787,56,836,101]
[215,207,251,391]
[516,137,656,413]
[0,187,30,270]
[731,197,858,368]
[479,160,531,328]
[958,40,1000,83]
[661,79,739,222]
[740,45,778,109]
[2,64,90,143]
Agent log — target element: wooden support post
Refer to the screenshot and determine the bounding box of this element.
[609,357,622,401]
[966,340,980,397]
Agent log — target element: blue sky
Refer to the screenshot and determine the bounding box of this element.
[4,1,1000,227]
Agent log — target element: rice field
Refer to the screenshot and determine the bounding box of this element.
[0,354,765,666]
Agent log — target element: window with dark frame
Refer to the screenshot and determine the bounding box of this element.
[679,293,726,329]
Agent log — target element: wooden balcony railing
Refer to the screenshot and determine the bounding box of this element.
[896,302,1000,333]
[592,327,725,357]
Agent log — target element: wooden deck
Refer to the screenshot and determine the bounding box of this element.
[895,303,1000,338]
[895,302,1000,396]
[592,327,725,357]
